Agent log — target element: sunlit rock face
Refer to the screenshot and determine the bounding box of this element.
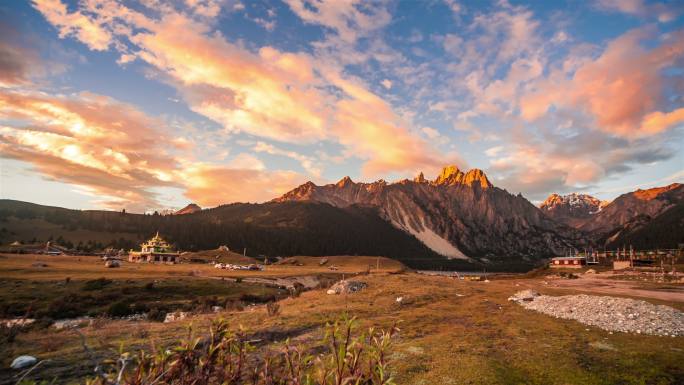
[540,193,607,228]
[275,165,578,264]
[580,183,684,234]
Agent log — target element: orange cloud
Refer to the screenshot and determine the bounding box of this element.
[180,163,308,206]
[640,108,684,135]
[32,0,451,180]
[0,89,181,210]
[0,88,314,210]
[519,27,684,138]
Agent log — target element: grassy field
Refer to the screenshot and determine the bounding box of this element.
[0,254,403,280]
[1,255,682,384]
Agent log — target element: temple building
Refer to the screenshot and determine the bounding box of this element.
[128,232,181,264]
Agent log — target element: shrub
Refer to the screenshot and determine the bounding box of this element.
[239,293,275,304]
[146,307,167,322]
[0,325,19,343]
[83,278,113,291]
[290,282,305,298]
[85,316,398,384]
[47,295,87,319]
[107,301,132,317]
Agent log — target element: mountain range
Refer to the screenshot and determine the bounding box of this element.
[274,166,580,265]
[542,183,684,250]
[1,166,681,270]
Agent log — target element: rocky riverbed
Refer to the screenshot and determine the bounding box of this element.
[510,291,684,337]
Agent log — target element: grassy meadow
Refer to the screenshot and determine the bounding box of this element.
[0,254,682,384]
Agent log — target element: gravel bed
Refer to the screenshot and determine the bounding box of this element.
[513,292,684,337]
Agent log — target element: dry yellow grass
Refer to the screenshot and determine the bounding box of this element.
[0,253,404,281]
[1,255,682,384]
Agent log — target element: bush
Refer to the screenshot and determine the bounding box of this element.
[47,295,87,319]
[147,307,167,322]
[86,316,398,385]
[83,278,113,291]
[107,301,132,317]
[239,293,275,304]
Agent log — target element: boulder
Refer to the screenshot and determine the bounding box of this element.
[164,311,189,323]
[105,260,120,268]
[508,290,541,303]
[11,355,37,369]
[326,280,367,295]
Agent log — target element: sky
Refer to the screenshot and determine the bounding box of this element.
[0,0,683,213]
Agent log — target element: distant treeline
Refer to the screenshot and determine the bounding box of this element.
[0,199,487,269]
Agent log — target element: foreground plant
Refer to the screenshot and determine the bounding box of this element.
[80,316,398,385]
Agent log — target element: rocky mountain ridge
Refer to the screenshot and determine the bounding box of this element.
[540,193,608,228]
[541,183,683,249]
[275,165,578,264]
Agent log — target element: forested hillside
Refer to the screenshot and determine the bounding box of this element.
[0,200,485,270]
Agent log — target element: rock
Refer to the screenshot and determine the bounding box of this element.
[326,280,367,295]
[11,355,37,369]
[1,318,35,328]
[53,317,93,330]
[105,260,120,268]
[517,294,684,336]
[164,311,189,323]
[31,262,48,268]
[212,306,222,313]
[508,290,541,302]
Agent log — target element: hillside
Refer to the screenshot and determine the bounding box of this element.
[581,183,683,234]
[0,199,479,270]
[181,247,257,264]
[599,203,684,249]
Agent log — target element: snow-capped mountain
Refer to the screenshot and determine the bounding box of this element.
[539,193,608,228]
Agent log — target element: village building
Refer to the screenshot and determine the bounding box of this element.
[6,241,66,255]
[128,232,181,264]
[550,256,586,268]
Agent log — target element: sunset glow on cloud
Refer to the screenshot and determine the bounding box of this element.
[1,0,682,211]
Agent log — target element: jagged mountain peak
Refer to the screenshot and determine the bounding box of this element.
[336,176,354,187]
[540,192,607,228]
[463,168,493,189]
[274,164,573,263]
[541,193,603,211]
[434,165,464,185]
